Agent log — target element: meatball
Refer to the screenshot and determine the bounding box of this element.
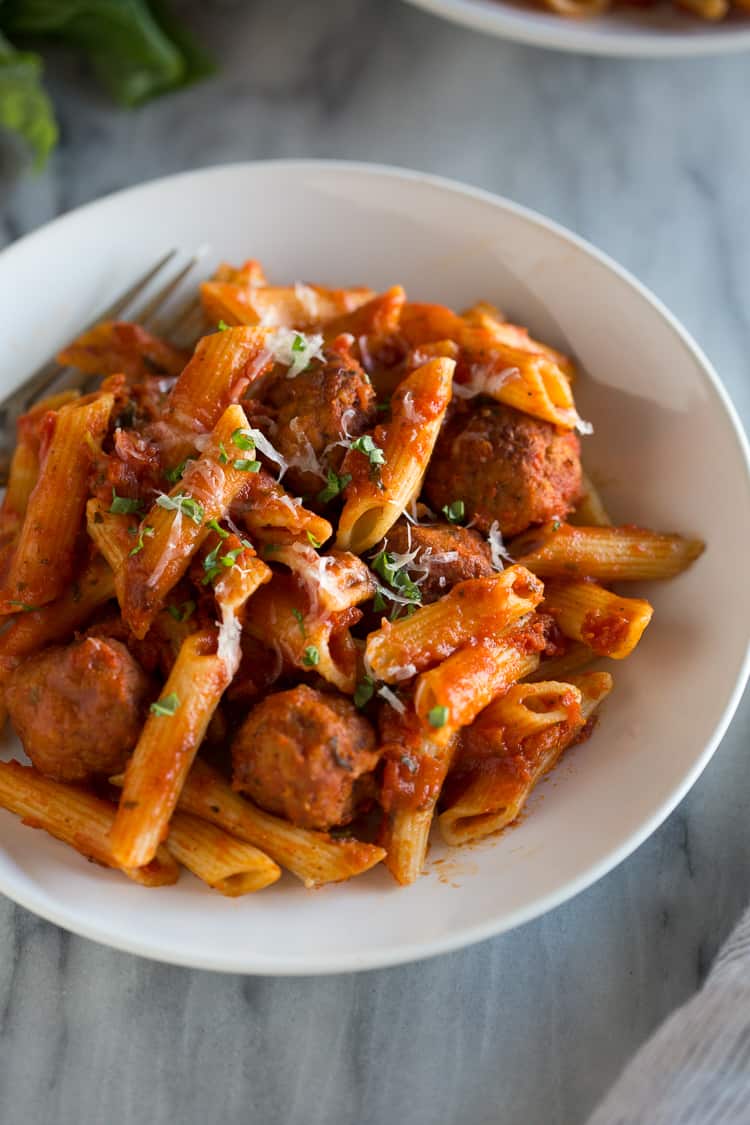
[5,637,152,783]
[380,518,494,603]
[232,684,379,830]
[263,342,376,495]
[423,401,582,538]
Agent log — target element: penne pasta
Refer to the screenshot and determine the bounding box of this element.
[121,403,258,638]
[336,357,454,554]
[166,811,281,896]
[525,641,595,682]
[569,470,612,527]
[543,579,653,659]
[58,320,188,380]
[255,534,375,613]
[200,279,373,330]
[439,672,613,845]
[0,394,113,613]
[176,759,385,888]
[366,566,543,683]
[110,628,235,869]
[511,522,704,582]
[0,760,178,886]
[1,390,81,531]
[235,471,332,545]
[413,616,547,744]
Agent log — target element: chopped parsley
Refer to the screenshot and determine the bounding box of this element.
[167,600,196,623]
[231,428,256,452]
[110,489,143,516]
[442,500,465,525]
[354,676,375,709]
[202,543,247,585]
[302,645,320,667]
[206,519,229,540]
[129,526,155,556]
[371,548,422,611]
[306,530,321,548]
[350,434,386,470]
[232,458,261,473]
[552,519,562,531]
[428,705,449,730]
[218,442,229,465]
[317,469,352,504]
[150,692,180,717]
[292,608,305,637]
[217,320,230,331]
[165,459,193,484]
[156,493,204,525]
[375,399,391,414]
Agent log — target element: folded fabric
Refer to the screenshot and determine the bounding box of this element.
[587,903,750,1125]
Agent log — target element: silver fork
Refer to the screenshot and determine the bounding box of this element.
[0,248,205,485]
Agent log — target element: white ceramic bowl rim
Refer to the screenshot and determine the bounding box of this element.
[1,160,749,974]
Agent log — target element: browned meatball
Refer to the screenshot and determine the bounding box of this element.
[263,342,376,495]
[380,518,494,603]
[232,684,379,830]
[423,401,582,538]
[5,637,152,783]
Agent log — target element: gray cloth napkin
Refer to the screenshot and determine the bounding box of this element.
[587,904,750,1124]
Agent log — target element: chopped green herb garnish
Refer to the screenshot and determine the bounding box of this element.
[167,600,196,623]
[165,459,193,484]
[8,600,38,613]
[206,518,229,540]
[552,519,561,531]
[292,608,305,636]
[371,549,422,609]
[442,500,465,525]
[376,399,391,414]
[354,676,375,709]
[291,333,305,353]
[317,469,352,504]
[428,705,449,729]
[232,459,261,473]
[156,493,204,525]
[220,547,244,568]
[218,442,229,465]
[110,489,143,515]
[302,645,320,667]
[306,530,321,548]
[217,320,230,331]
[128,526,155,556]
[232,428,256,452]
[150,692,180,717]
[350,434,386,470]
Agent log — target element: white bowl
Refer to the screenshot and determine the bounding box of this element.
[404,0,750,57]
[0,161,748,974]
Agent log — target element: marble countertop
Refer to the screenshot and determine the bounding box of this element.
[1,2,749,1123]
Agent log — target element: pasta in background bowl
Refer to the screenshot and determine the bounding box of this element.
[0,161,747,973]
[404,0,750,56]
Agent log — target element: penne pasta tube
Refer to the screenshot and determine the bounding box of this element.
[86,498,137,598]
[366,566,543,683]
[511,522,704,582]
[236,472,332,545]
[175,759,385,888]
[569,470,612,527]
[439,672,612,845]
[336,357,454,554]
[122,403,258,638]
[110,628,234,869]
[0,760,178,886]
[200,280,373,330]
[0,553,115,681]
[165,325,269,455]
[57,320,188,380]
[255,535,375,613]
[0,393,113,613]
[543,579,653,659]
[166,811,280,896]
[413,617,546,744]
[378,707,458,885]
[525,641,595,682]
[1,390,81,528]
[676,0,728,17]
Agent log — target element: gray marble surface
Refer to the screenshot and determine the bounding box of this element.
[1,2,749,1123]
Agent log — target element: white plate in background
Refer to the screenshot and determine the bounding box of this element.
[0,160,748,973]
[405,0,750,56]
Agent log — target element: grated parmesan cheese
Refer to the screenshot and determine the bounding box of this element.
[452,363,520,399]
[265,327,324,379]
[287,418,325,480]
[147,508,182,589]
[216,602,243,679]
[246,426,288,481]
[487,520,514,571]
[377,684,406,715]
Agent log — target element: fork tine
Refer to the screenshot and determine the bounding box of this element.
[133,254,203,330]
[157,294,204,341]
[90,249,179,328]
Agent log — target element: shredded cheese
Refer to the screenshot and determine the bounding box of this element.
[147,508,182,588]
[452,364,520,399]
[216,602,243,679]
[377,684,406,715]
[488,521,513,571]
[265,327,324,379]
